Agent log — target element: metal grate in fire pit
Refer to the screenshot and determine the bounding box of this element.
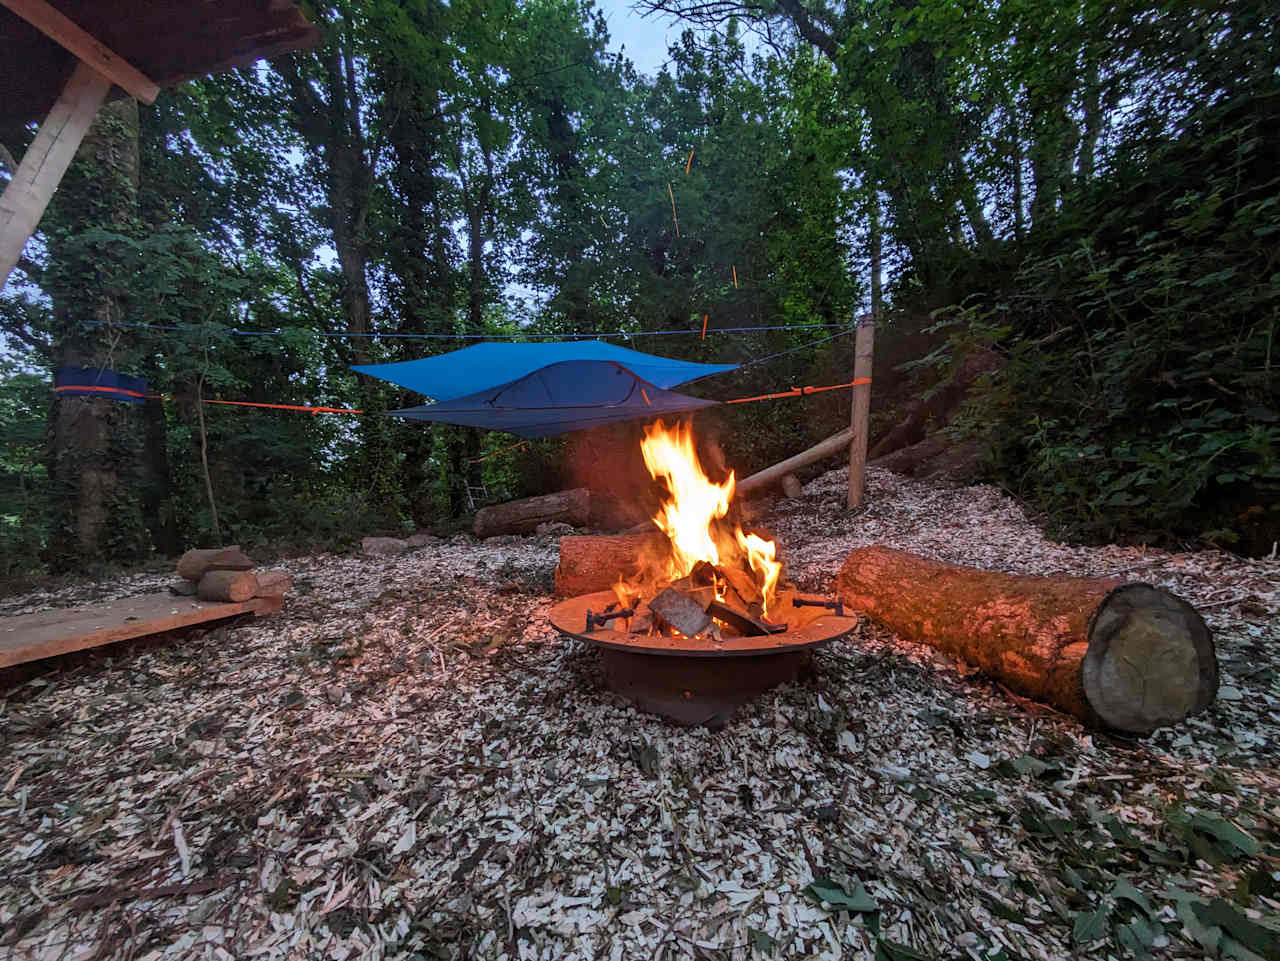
[549,590,859,727]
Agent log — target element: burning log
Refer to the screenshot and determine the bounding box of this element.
[836,547,1217,734]
[649,587,714,637]
[196,569,259,603]
[176,546,253,582]
[554,533,667,597]
[474,488,590,539]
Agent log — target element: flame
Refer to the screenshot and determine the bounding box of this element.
[641,420,734,578]
[634,419,783,618]
[735,530,782,616]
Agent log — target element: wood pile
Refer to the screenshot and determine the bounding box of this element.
[171,545,293,604]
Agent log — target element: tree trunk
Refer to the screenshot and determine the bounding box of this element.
[140,388,179,556]
[554,532,669,597]
[835,547,1218,733]
[868,348,1001,459]
[43,97,149,572]
[474,488,591,538]
[197,569,259,603]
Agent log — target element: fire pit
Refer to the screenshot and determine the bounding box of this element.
[549,589,857,726]
[548,419,859,727]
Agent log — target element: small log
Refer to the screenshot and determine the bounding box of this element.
[177,546,253,582]
[197,570,259,603]
[835,547,1217,734]
[253,571,294,597]
[736,428,853,498]
[650,587,712,637]
[555,533,668,597]
[474,488,590,539]
[781,474,803,499]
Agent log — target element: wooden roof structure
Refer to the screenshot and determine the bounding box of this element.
[0,0,320,288]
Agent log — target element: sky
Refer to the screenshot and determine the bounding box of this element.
[591,0,685,77]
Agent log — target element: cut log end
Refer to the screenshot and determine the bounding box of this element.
[1083,584,1217,734]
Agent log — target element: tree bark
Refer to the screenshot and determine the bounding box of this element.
[554,532,672,597]
[197,569,259,603]
[474,488,591,538]
[835,547,1218,733]
[43,97,150,571]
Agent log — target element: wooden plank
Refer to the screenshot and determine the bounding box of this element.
[0,0,159,102]
[0,60,110,290]
[846,321,875,509]
[0,593,281,668]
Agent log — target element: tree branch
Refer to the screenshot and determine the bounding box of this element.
[0,320,52,359]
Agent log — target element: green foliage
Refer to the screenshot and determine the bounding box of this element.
[942,78,1279,552]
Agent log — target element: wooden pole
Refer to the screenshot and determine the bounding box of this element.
[846,320,875,509]
[0,60,111,290]
[735,426,853,499]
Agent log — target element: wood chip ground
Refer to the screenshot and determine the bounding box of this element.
[2,467,1277,960]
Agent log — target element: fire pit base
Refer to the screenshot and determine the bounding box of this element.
[601,648,811,727]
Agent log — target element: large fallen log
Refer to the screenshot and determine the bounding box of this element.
[176,546,254,582]
[835,547,1217,733]
[474,488,590,538]
[554,533,668,597]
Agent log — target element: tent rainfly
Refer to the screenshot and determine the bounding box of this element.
[353,341,738,438]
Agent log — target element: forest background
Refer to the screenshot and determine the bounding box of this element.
[0,0,1276,577]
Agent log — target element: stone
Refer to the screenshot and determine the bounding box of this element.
[362,536,409,556]
[536,521,575,536]
[407,533,440,548]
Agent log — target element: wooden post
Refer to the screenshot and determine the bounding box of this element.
[0,60,111,290]
[846,320,875,509]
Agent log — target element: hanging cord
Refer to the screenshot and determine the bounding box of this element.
[107,320,855,340]
[732,324,860,373]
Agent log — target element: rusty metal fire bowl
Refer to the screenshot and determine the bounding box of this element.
[549,590,859,727]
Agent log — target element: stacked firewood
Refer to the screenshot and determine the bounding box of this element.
[171,546,294,603]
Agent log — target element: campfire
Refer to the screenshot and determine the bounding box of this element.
[549,419,857,726]
[606,420,787,640]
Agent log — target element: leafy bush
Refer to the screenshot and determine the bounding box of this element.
[944,86,1279,552]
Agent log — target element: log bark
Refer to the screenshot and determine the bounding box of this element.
[253,571,294,597]
[736,428,853,498]
[554,533,668,597]
[474,488,590,538]
[196,570,259,603]
[176,546,254,582]
[835,547,1217,733]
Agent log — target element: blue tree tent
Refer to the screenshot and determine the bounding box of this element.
[352,342,737,438]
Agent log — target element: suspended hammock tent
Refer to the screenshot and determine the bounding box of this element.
[352,342,737,438]
[352,341,736,400]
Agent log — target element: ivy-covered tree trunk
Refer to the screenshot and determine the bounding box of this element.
[43,99,150,571]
